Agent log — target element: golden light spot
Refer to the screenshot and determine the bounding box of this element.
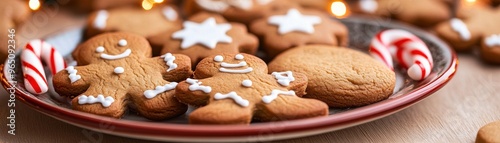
[29,0,41,11]
[142,0,154,10]
[330,1,349,18]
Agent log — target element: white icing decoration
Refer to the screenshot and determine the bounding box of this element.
[214,92,249,107]
[118,39,127,47]
[256,0,273,5]
[359,0,378,13]
[485,34,500,47]
[100,49,131,60]
[195,0,230,13]
[241,79,252,87]
[161,53,177,72]
[262,90,296,104]
[186,78,212,93]
[235,54,244,60]
[172,17,232,49]
[221,61,247,68]
[214,55,224,62]
[268,9,321,34]
[78,95,115,107]
[195,0,272,12]
[450,18,471,41]
[219,67,253,73]
[114,67,124,74]
[93,10,109,30]
[66,66,81,83]
[143,82,178,99]
[271,71,295,86]
[226,0,253,10]
[96,46,105,53]
[162,6,178,21]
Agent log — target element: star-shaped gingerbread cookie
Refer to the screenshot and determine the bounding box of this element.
[175,53,328,124]
[250,8,348,58]
[148,12,258,65]
[435,4,500,63]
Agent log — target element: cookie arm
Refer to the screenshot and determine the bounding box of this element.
[148,54,193,82]
[287,72,308,97]
[174,80,211,107]
[52,65,92,98]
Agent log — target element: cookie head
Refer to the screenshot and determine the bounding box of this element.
[75,32,152,65]
[194,53,267,78]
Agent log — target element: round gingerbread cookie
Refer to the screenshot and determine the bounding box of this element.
[85,5,181,39]
[183,0,299,24]
[476,120,500,143]
[268,45,395,108]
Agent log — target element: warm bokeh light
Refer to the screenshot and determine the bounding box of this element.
[142,0,154,10]
[29,0,41,11]
[330,1,349,18]
[153,0,164,3]
[466,0,476,3]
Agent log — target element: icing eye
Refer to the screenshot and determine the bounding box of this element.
[235,54,244,60]
[96,46,105,53]
[118,39,127,47]
[214,55,224,62]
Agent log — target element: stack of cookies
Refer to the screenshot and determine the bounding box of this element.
[48,0,410,125]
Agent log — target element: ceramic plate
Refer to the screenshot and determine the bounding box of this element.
[0,17,457,142]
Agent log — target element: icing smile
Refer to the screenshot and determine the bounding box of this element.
[214,54,254,74]
[100,49,132,60]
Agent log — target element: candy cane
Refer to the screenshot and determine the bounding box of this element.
[21,39,66,94]
[369,29,433,81]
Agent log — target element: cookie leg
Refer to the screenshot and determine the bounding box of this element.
[255,96,328,121]
[129,82,188,121]
[189,101,253,124]
[480,37,500,64]
[71,86,127,118]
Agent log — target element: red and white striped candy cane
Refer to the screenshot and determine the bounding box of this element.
[369,29,433,81]
[21,39,66,94]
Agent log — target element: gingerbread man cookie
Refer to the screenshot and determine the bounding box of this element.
[351,0,452,27]
[0,0,30,63]
[435,5,500,63]
[183,0,299,24]
[175,53,328,124]
[53,32,193,120]
[85,5,181,39]
[250,8,348,58]
[148,12,258,65]
[476,120,500,143]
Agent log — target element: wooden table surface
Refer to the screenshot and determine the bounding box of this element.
[1,8,500,143]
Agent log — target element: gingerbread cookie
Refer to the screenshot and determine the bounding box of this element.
[183,0,299,24]
[476,120,500,143]
[0,0,30,63]
[53,32,193,120]
[268,45,395,108]
[250,8,348,58]
[85,5,181,39]
[435,5,500,63]
[350,0,452,27]
[65,0,141,13]
[175,53,328,124]
[148,12,258,65]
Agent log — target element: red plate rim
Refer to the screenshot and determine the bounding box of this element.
[0,51,457,138]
